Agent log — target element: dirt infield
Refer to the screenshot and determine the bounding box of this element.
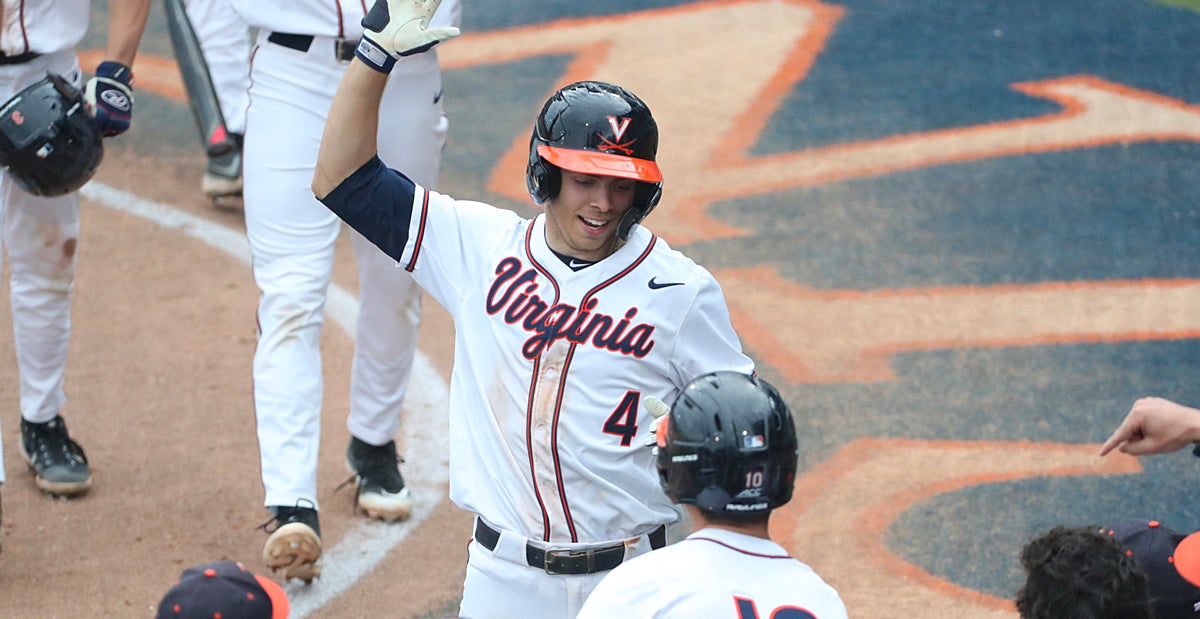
[3,1,1200,617]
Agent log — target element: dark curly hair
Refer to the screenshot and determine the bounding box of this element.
[1015,525,1152,619]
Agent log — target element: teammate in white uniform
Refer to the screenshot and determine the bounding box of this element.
[229,0,461,582]
[180,0,251,199]
[577,371,848,619]
[313,2,754,615]
[0,0,149,510]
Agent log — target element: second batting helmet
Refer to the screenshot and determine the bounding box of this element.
[526,80,663,240]
[657,371,799,516]
[0,72,104,197]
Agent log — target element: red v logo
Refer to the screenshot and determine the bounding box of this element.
[607,116,630,141]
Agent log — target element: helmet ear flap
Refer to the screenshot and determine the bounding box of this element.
[526,152,560,205]
[615,181,663,239]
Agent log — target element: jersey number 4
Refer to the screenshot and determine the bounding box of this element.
[602,391,641,447]
[736,597,818,619]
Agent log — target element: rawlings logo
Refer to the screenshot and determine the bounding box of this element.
[485,257,656,359]
[100,90,130,111]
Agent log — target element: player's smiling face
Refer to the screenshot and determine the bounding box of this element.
[544,170,637,262]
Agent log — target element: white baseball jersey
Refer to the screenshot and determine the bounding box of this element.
[577,527,849,619]
[406,189,753,543]
[323,155,754,615]
[0,0,90,56]
[230,0,460,38]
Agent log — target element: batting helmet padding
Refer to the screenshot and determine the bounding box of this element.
[0,72,104,197]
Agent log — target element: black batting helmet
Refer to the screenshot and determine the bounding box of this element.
[526,80,663,240]
[0,72,104,197]
[657,371,799,516]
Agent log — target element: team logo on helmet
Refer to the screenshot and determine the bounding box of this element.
[597,116,635,155]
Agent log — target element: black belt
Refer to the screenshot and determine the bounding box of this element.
[0,51,40,66]
[474,518,666,575]
[267,32,356,62]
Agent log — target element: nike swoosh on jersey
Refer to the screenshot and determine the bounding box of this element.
[648,277,684,289]
[568,259,593,269]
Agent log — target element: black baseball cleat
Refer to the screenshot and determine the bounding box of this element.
[19,416,92,497]
[260,501,322,583]
[345,437,413,522]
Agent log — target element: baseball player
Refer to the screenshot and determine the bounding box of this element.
[576,371,848,619]
[230,0,461,583]
[312,1,755,615]
[0,0,150,504]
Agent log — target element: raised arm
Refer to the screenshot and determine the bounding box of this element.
[312,0,459,198]
[312,61,388,198]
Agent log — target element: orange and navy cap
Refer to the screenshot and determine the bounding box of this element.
[156,560,289,619]
[1102,519,1200,618]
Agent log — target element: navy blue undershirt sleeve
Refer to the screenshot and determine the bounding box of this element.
[318,155,417,262]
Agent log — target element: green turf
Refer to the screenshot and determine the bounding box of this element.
[1153,0,1200,12]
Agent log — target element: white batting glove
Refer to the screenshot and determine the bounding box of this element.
[643,396,671,453]
[356,0,460,74]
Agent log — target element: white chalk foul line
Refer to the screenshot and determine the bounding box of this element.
[81,182,451,617]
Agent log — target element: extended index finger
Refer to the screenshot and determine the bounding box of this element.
[1098,412,1140,456]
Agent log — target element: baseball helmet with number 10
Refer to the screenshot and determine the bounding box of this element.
[657,371,799,516]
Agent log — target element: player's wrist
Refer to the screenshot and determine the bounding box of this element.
[95,60,133,86]
[355,35,397,74]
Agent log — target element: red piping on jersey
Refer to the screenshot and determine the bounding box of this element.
[17,1,30,54]
[524,355,553,540]
[522,224,561,541]
[526,230,659,542]
[690,536,791,558]
[332,1,345,38]
[404,189,431,272]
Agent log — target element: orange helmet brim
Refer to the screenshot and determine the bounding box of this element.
[538,144,662,183]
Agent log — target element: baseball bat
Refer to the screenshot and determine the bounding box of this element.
[162,0,235,157]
